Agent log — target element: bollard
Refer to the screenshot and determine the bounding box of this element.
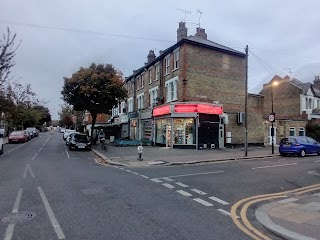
[137,144,143,161]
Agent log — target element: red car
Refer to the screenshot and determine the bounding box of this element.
[8,130,28,143]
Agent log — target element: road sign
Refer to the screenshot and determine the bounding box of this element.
[268,113,275,122]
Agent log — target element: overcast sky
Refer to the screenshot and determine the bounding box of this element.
[1,0,320,119]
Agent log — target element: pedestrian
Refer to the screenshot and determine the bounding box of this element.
[98,128,105,143]
[0,128,4,138]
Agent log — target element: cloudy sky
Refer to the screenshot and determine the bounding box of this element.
[1,0,319,119]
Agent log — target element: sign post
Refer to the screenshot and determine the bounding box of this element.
[269,113,275,154]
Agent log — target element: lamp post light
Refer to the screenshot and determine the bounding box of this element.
[271,81,278,154]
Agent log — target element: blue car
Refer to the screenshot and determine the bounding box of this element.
[279,136,320,157]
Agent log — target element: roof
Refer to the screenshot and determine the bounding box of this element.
[185,36,244,56]
[126,36,246,82]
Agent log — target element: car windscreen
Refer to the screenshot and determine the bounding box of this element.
[11,131,24,136]
[280,137,296,144]
[74,135,89,143]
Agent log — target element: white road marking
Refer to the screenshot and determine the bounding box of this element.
[132,172,139,175]
[125,170,132,172]
[12,188,23,213]
[5,188,23,240]
[162,183,175,189]
[252,163,297,169]
[31,152,39,160]
[38,147,43,152]
[191,189,207,195]
[38,187,65,239]
[4,224,15,240]
[161,171,224,178]
[193,198,213,206]
[119,168,124,170]
[141,175,149,179]
[64,145,70,159]
[150,178,162,183]
[176,190,193,197]
[314,160,320,163]
[175,182,189,188]
[162,177,174,182]
[277,198,298,204]
[307,171,320,176]
[217,209,239,218]
[23,164,35,178]
[208,196,229,205]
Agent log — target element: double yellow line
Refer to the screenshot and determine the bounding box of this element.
[230,183,320,240]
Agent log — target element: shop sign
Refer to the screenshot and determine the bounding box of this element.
[140,110,152,119]
[128,112,139,119]
[153,105,171,116]
[174,104,223,115]
[120,115,128,123]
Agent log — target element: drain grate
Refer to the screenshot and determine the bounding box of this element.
[1,211,36,223]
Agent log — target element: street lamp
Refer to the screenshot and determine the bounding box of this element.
[271,81,278,154]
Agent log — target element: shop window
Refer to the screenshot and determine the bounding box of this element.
[299,127,305,136]
[173,118,196,145]
[289,127,296,136]
[155,119,171,145]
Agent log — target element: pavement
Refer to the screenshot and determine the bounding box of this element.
[92,143,278,167]
[256,193,320,240]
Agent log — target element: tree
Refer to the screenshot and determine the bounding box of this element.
[61,63,127,140]
[0,28,20,85]
[58,104,74,128]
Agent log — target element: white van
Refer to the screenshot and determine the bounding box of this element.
[0,137,3,155]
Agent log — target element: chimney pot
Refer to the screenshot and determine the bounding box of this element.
[147,50,156,63]
[195,27,207,40]
[177,21,188,42]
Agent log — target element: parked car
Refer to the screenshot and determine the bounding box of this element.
[69,133,91,151]
[65,132,80,146]
[9,130,28,143]
[26,127,39,137]
[63,129,75,140]
[25,129,33,141]
[0,136,3,155]
[279,136,320,157]
[59,128,66,133]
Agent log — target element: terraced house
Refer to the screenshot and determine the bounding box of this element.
[110,22,265,149]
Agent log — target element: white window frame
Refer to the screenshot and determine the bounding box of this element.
[137,93,144,110]
[120,101,126,113]
[299,127,305,136]
[289,127,296,136]
[165,76,178,102]
[165,55,170,75]
[173,48,180,71]
[148,67,153,84]
[155,63,160,81]
[141,73,145,88]
[149,86,159,106]
[128,97,133,112]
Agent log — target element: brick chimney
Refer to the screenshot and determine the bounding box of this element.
[314,75,320,90]
[147,50,156,63]
[195,27,207,40]
[177,22,188,42]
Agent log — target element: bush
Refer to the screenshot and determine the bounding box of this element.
[306,122,320,142]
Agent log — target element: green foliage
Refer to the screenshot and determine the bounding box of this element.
[306,122,320,142]
[61,63,127,138]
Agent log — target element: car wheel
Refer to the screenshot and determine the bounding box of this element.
[300,149,306,157]
[69,146,73,151]
[318,150,320,156]
[0,145,3,155]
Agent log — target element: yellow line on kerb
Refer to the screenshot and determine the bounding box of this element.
[231,183,320,239]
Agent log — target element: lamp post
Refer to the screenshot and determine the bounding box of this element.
[271,81,278,154]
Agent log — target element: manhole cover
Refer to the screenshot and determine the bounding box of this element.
[1,211,36,223]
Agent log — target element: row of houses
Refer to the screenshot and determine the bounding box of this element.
[83,22,320,149]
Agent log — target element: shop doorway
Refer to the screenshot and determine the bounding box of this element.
[198,122,219,148]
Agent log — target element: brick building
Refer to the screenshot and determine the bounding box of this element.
[259,75,320,145]
[111,22,265,148]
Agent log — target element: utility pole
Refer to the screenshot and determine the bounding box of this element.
[244,45,248,156]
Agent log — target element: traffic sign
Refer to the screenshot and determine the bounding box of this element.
[268,113,275,122]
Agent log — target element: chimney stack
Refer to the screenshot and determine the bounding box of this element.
[195,27,207,40]
[314,75,320,90]
[177,22,188,42]
[147,50,156,63]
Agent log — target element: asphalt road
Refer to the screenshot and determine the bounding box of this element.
[0,132,319,240]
